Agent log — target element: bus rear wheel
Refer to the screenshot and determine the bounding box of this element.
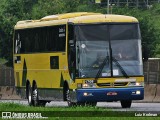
[32,83,47,107]
[120,100,132,108]
[32,83,39,106]
[26,84,32,106]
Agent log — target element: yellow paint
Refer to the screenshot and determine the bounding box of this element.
[14,52,69,88]
[15,12,138,30]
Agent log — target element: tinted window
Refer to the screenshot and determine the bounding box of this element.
[14,25,66,54]
[50,56,59,69]
[75,25,108,41]
[110,24,140,40]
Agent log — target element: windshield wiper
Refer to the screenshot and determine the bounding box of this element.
[77,46,80,64]
[94,56,129,81]
[112,57,129,78]
[95,56,109,81]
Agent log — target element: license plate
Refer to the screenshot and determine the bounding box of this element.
[107,92,117,96]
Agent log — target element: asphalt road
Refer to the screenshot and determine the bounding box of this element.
[0,100,160,112]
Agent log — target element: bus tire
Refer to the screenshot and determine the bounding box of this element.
[32,82,39,106]
[26,83,33,106]
[120,100,132,108]
[63,83,67,101]
[65,86,75,107]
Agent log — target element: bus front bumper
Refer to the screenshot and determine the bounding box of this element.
[76,87,144,102]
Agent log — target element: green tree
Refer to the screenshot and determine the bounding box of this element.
[0,1,160,66]
[0,0,37,66]
[31,0,66,19]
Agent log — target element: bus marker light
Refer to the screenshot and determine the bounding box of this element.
[107,92,117,96]
[77,84,82,88]
[132,91,136,94]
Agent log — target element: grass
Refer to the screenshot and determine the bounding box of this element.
[0,102,107,111]
[0,103,159,120]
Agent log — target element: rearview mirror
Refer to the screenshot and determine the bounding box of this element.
[142,45,149,61]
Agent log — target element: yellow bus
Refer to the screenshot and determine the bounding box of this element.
[13,12,144,108]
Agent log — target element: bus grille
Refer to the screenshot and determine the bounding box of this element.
[97,82,128,87]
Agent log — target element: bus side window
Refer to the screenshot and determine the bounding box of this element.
[50,56,59,69]
[68,24,76,79]
[14,31,21,54]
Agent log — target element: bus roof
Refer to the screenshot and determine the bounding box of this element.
[14,12,138,29]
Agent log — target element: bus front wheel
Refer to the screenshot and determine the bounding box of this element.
[120,100,132,108]
[65,87,76,107]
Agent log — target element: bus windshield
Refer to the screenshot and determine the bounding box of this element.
[75,24,143,78]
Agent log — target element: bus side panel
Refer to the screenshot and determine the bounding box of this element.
[14,52,72,100]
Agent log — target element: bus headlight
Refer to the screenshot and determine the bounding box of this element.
[82,80,96,88]
[128,82,144,87]
[136,90,141,95]
[82,83,96,88]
